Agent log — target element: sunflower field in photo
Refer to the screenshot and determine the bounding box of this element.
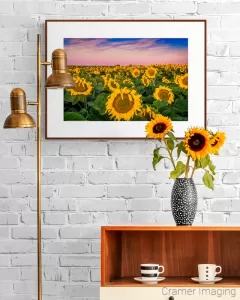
[64,63,188,122]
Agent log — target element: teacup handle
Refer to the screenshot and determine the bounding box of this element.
[158,265,164,275]
[215,266,222,275]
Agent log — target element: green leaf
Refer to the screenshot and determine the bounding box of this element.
[167,138,174,151]
[93,93,108,115]
[136,85,145,94]
[143,95,155,104]
[177,146,182,160]
[199,155,210,168]
[176,141,187,158]
[174,98,188,112]
[195,160,201,169]
[167,131,177,141]
[202,170,214,190]
[152,147,164,171]
[64,112,86,121]
[170,161,186,179]
[209,160,216,175]
[72,94,86,105]
[153,100,167,110]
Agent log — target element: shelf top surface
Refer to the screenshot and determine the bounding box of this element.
[101,226,240,231]
[103,277,240,287]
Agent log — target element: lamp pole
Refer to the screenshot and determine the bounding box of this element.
[3,34,76,300]
[37,33,43,300]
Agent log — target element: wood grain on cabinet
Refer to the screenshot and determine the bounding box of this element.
[101,226,240,287]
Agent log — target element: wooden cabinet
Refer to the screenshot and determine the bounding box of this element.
[100,226,240,299]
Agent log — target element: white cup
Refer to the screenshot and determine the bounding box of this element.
[140,264,164,279]
[198,264,222,281]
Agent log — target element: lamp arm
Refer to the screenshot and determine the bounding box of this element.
[41,61,52,66]
[27,101,38,106]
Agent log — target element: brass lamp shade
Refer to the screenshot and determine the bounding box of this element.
[45,49,76,89]
[3,88,36,128]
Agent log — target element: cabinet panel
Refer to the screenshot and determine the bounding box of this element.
[100,287,240,300]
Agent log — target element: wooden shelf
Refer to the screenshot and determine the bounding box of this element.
[104,277,240,287]
[101,226,240,287]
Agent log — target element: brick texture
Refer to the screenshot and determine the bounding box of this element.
[0,0,239,299]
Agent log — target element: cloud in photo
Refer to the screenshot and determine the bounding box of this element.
[64,38,188,66]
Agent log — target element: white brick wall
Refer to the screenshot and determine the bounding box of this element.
[0,0,239,299]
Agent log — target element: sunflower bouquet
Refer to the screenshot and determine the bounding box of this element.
[146,115,226,190]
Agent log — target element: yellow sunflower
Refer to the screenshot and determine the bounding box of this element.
[106,87,142,121]
[123,78,134,87]
[174,75,181,85]
[67,78,93,96]
[146,115,173,139]
[102,75,108,88]
[132,69,140,78]
[162,77,171,83]
[108,79,120,92]
[178,73,188,89]
[209,132,226,154]
[145,67,157,78]
[138,106,156,121]
[142,75,150,87]
[153,86,174,104]
[184,127,210,161]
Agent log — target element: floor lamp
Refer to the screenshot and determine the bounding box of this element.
[3,34,76,300]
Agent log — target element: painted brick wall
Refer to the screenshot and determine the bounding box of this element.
[0,0,239,299]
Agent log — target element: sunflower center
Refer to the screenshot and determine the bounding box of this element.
[182,76,188,85]
[76,82,88,93]
[188,133,206,151]
[148,69,155,76]
[112,93,134,114]
[158,90,170,101]
[153,122,167,134]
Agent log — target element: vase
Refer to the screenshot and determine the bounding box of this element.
[171,178,197,226]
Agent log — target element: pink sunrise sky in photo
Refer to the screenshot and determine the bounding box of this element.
[64,38,188,66]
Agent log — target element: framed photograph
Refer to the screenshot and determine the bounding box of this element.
[45,20,206,139]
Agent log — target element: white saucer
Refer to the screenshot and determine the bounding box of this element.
[134,277,165,284]
[191,277,222,284]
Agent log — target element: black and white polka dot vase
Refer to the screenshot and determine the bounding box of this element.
[171,178,198,226]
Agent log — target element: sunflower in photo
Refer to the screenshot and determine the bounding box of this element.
[138,106,156,121]
[162,77,171,83]
[184,127,210,161]
[132,68,140,78]
[106,87,142,121]
[209,132,226,154]
[178,73,188,89]
[142,75,150,87]
[67,78,93,96]
[146,114,173,139]
[174,75,181,85]
[145,67,157,78]
[123,78,134,87]
[153,86,174,104]
[108,78,120,92]
[102,75,108,88]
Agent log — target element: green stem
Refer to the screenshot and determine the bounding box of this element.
[163,138,176,170]
[191,162,196,178]
[185,156,191,178]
